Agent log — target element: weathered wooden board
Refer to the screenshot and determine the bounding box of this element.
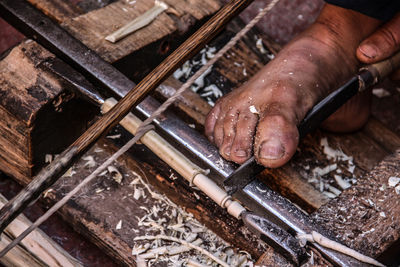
[312,149,400,266]
[0,41,97,184]
[61,0,221,63]
[26,0,82,23]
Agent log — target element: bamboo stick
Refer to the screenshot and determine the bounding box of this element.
[0,194,81,267]
[0,0,254,234]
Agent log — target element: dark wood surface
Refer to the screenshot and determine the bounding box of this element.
[0,41,97,184]
[312,149,400,265]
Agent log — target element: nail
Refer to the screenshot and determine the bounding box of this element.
[259,139,285,160]
[359,43,378,59]
[235,149,248,158]
[223,147,231,157]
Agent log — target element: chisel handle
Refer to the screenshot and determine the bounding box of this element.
[361,50,400,86]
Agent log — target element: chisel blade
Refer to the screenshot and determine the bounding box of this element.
[241,211,306,265]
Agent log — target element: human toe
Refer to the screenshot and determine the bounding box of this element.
[229,111,258,164]
[254,112,299,168]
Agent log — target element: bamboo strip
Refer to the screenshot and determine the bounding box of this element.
[0,233,44,267]
[105,1,168,43]
[0,194,81,267]
[102,97,246,218]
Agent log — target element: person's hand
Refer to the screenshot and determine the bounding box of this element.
[357,13,400,81]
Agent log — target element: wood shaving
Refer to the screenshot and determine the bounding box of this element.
[45,154,53,163]
[255,37,267,54]
[372,88,390,98]
[334,175,351,190]
[129,170,255,266]
[62,167,76,178]
[105,1,168,43]
[134,235,229,267]
[83,156,96,168]
[395,185,400,195]
[107,166,123,184]
[116,220,122,230]
[388,176,400,187]
[106,134,121,139]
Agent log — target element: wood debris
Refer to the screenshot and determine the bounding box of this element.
[298,137,357,198]
[105,1,168,43]
[372,88,391,98]
[173,46,222,106]
[107,166,123,184]
[128,171,255,266]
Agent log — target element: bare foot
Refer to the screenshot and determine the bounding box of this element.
[205,4,381,168]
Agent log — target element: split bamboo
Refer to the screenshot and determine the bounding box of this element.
[0,194,81,267]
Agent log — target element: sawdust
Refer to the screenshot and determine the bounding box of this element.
[295,136,358,198]
[128,171,255,266]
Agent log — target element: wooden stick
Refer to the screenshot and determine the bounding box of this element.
[0,0,254,234]
[0,194,81,267]
[297,231,385,267]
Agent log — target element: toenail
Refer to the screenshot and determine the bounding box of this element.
[235,149,248,158]
[224,148,231,157]
[259,139,285,160]
[359,43,378,59]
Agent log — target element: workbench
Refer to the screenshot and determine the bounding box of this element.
[0,0,399,266]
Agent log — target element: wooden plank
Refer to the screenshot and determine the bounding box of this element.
[312,149,400,265]
[61,0,221,63]
[26,0,82,23]
[0,41,97,183]
[363,117,400,154]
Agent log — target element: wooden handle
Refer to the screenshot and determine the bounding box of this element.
[362,51,400,85]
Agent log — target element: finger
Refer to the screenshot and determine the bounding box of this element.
[229,110,258,164]
[357,13,400,63]
[254,103,299,168]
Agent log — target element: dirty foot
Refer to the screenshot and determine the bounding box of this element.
[205,4,382,168]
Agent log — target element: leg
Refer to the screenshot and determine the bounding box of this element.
[205,4,381,168]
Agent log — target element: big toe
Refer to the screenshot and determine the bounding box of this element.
[254,109,299,168]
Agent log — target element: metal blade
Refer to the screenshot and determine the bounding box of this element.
[223,156,263,195]
[242,211,306,265]
[223,76,360,195]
